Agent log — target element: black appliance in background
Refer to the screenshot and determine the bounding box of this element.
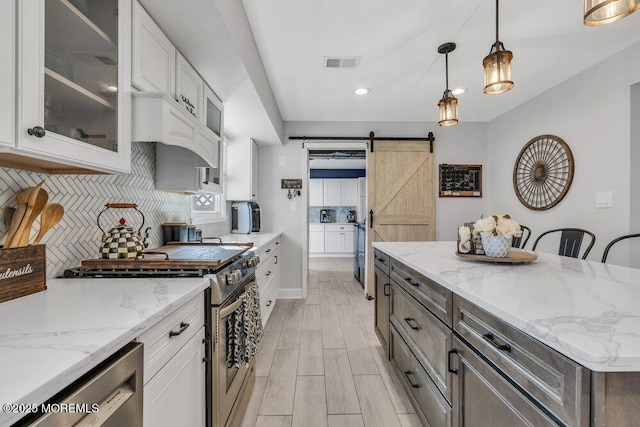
[347,210,356,223]
[320,209,331,223]
[353,222,366,288]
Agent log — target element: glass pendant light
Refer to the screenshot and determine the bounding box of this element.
[584,0,637,26]
[483,0,513,95]
[437,42,458,127]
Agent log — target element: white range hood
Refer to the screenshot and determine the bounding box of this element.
[131,92,219,168]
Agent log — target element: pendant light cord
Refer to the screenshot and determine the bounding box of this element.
[495,0,499,42]
[445,53,449,90]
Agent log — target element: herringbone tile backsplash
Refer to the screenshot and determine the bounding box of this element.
[0,142,230,278]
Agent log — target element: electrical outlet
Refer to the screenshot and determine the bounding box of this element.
[596,191,613,208]
[279,156,286,166]
[290,202,297,212]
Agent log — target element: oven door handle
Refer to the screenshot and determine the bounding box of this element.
[220,298,243,319]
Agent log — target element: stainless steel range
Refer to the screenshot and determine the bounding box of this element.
[64,242,262,427]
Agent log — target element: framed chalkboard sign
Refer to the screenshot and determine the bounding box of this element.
[439,164,482,197]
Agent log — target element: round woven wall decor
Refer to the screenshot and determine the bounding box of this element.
[513,135,574,210]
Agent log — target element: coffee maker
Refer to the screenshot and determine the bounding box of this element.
[320,209,331,223]
[347,210,356,223]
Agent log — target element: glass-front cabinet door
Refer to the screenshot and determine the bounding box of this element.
[18,0,131,173]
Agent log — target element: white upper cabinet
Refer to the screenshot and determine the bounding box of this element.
[15,0,132,173]
[341,178,358,206]
[323,179,342,206]
[175,52,204,121]
[0,0,14,148]
[203,84,223,137]
[132,1,175,95]
[309,179,324,206]
[227,138,258,201]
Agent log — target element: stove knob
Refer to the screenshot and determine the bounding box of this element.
[225,272,232,285]
[234,270,243,283]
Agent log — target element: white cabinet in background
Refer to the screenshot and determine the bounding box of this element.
[309,229,325,254]
[0,0,14,148]
[175,52,204,121]
[323,179,342,206]
[13,0,132,174]
[227,138,258,201]
[309,179,324,206]
[341,178,358,206]
[132,1,175,95]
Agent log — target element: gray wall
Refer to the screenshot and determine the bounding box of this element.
[487,42,640,266]
[0,142,230,278]
[259,121,488,292]
[630,83,640,268]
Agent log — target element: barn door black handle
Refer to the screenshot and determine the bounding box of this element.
[369,210,373,228]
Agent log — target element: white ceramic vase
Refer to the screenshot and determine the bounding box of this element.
[481,235,512,258]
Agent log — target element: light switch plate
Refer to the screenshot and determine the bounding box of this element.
[290,202,297,211]
[279,156,286,166]
[596,191,613,208]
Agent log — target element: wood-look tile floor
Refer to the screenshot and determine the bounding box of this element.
[242,258,420,427]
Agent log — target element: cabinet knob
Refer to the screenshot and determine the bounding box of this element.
[27,126,46,138]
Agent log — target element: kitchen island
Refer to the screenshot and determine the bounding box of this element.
[373,241,640,426]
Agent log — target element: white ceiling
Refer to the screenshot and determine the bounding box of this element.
[241,0,640,123]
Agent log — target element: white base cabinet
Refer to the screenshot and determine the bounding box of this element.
[144,327,206,427]
[255,237,280,326]
[0,0,14,149]
[309,224,354,255]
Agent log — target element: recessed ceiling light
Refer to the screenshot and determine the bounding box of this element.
[452,88,466,96]
[354,87,370,96]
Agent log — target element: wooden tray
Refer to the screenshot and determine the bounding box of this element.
[455,250,537,264]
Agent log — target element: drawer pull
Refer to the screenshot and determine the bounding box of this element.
[448,348,458,374]
[404,277,419,287]
[266,300,273,307]
[483,332,511,352]
[266,271,272,276]
[274,255,278,264]
[375,256,387,265]
[169,322,190,338]
[266,248,272,253]
[404,317,421,330]
[383,283,391,296]
[403,371,421,388]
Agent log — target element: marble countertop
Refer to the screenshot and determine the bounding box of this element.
[373,241,640,372]
[215,232,281,251]
[0,277,209,426]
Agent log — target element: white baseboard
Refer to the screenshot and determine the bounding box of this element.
[278,288,304,299]
[309,253,353,258]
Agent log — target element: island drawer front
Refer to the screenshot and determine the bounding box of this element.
[138,293,205,384]
[391,259,452,326]
[373,249,390,275]
[451,336,558,427]
[391,324,452,427]
[453,295,590,427]
[391,282,453,403]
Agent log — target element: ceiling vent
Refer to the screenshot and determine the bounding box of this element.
[324,56,361,69]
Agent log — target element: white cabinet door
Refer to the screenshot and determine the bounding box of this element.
[325,231,344,253]
[343,231,354,253]
[144,327,205,427]
[203,84,223,136]
[0,0,14,148]
[341,179,359,206]
[309,179,324,206]
[175,52,204,121]
[132,1,175,95]
[17,0,132,173]
[309,231,325,253]
[227,138,257,201]
[323,179,342,206]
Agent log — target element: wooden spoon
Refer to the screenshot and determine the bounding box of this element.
[3,203,28,248]
[9,182,48,247]
[33,203,64,244]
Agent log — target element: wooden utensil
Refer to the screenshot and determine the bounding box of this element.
[33,203,64,244]
[3,203,28,248]
[8,181,48,248]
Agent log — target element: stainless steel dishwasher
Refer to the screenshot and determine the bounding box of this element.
[22,342,143,426]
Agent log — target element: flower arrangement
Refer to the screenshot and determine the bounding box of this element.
[474,215,522,238]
